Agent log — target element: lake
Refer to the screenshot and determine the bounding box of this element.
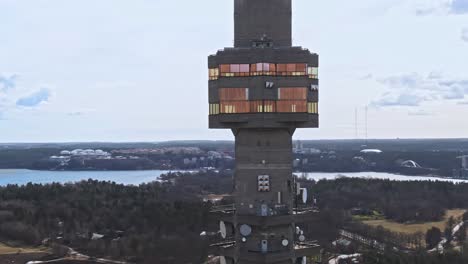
[0,170,466,186]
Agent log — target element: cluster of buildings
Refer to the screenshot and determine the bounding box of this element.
[49,149,111,163]
[293,141,321,155]
[49,149,141,164]
[111,147,203,155]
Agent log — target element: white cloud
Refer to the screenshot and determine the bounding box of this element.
[372,72,468,107]
[371,92,427,107]
[0,74,18,92]
[16,88,51,107]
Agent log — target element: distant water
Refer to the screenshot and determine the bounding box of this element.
[0,170,466,187]
[0,169,172,186]
[296,172,468,183]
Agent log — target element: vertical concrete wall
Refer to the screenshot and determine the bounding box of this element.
[234,128,296,262]
[234,0,292,47]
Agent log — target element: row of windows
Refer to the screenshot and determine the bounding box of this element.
[218,87,308,101]
[209,64,318,79]
[208,100,319,115]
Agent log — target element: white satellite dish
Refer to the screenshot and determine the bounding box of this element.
[302,256,307,264]
[299,234,306,242]
[242,237,247,243]
[296,226,301,235]
[220,221,227,239]
[282,239,289,247]
[240,224,252,237]
[220,256,227,264]
[302,188,308,204]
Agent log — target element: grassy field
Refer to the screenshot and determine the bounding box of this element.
[363,209,466,234]
[0,242,48,255]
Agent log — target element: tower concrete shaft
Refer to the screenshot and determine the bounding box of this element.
[208,0,321,263]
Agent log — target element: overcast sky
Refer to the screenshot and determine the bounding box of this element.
[1,0,468,142]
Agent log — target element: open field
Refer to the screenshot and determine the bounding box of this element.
[0,252,50,264]
[0,242,50,263]
[364,209,466,234]
[0,242,49,255]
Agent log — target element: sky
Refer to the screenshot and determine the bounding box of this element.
[1,0,468,142]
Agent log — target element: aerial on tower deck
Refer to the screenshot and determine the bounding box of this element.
[208,0,321,263]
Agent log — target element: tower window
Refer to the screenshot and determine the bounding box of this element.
[209,104,220,115]
[308,67,319,79]
[307,102,318,114]
[208,68,219,80]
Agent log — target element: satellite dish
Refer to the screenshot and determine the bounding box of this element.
[299,234,306,242]
[242,237,247,243]
[220,221,227,239]
[220,256,227,264]
[302,188,308,204]
[282,239,289,247]
[240,224,252,237]
[296,226,301,235]
[302,256,307,264]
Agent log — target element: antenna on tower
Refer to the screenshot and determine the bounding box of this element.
[355,107,358,139]
[365,106,369,145]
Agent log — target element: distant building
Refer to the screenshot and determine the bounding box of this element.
[453,155,468,179]
[400,160,422,168]
[360,149,383,154]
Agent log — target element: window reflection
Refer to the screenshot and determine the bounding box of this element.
[214,87,316,114]
[211,63,318,79]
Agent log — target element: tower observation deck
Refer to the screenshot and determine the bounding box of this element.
[208,1,321,263]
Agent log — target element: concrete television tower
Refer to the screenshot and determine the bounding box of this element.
[208,0,321,263]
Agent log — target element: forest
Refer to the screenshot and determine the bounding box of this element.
[0,171,468,263]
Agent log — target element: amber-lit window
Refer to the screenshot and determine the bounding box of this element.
[217,63,312,78]
[251,63,276,76]
[250,101,263,113]
[219,64,250,77]
[219,88,249,101]
[209,68,219,80]
[278,87,307,100]
[220,64,232,77]
[263,101,276,113]
[308,102,318,114]
[219,88,250,114]
[308,67,319,79]
[220,102,250,113]
[277,63,307,76]
[209,104,220,115]
[277,87,307,113]
[277,100,307,113]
